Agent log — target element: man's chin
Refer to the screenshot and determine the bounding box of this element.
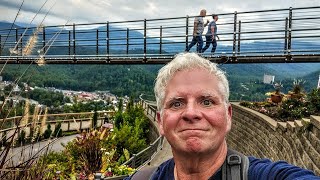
[184,138,204,153]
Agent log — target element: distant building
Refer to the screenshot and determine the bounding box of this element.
[263,74,275,84]
[12,85,21,95]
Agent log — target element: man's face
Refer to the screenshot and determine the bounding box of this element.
[201,10,206,17]
[157,68,232,155]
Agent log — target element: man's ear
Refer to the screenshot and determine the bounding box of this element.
[226,103,232,132]
[157,112,164,135]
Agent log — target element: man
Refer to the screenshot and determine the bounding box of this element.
[202,14,219,54]
[126,52,319,180]
[185,9,209,53]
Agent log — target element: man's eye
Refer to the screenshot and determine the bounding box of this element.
[172,101,182,108]
[168,101,183,109]
[202,99,213,106]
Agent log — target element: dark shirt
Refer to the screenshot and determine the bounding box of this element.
[126,156,319,180]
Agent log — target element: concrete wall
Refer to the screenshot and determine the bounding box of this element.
[228,102,320,175]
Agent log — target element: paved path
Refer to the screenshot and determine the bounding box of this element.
[5,107,172,168]
[142,109,173,168]
[3,134,77,166]
[148,137,172,167]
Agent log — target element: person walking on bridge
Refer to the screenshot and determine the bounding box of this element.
[185,9,209,53]
[202,14,219,54]
[126,52,320,180]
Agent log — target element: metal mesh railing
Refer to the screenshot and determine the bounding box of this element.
[0,6,319,63]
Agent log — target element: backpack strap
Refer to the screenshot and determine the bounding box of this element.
[223,149,249,180]
[130,166,157,180]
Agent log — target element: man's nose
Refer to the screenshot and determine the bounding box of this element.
[181,103,201,121]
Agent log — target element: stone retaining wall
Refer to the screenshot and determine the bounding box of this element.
[228,102,320,175]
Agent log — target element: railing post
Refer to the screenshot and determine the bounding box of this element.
[15,28,18,58]
[106,21,110,62]
[284,17,288,54]
[126,28,129,54]
[73,23,76,62]
[132,154,136,168]
[160,26,162,54]
[20,33,23,56]
[185,16,189,50]
[233,11,237,57]
[144,19,147,62]
[43,26,46,54]
[96,29,99,56]
[0,35,2,56]
[237,20,241,55]
[15,28,18,48]
[148,143,153,165]
[68,31,71,55]
[287,7,292,55]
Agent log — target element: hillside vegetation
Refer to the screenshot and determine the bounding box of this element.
[2,62,320,101]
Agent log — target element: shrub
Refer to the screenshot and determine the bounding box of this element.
[17,129,26,145]
[240,88,320,122]
[277,98,309,121]
[43,124,52,139]
[64,130,109,175]
[32,151,73,179]
[52,122,63,137]
[307,88,320,114]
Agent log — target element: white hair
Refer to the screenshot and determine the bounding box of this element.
[154,52,229,112]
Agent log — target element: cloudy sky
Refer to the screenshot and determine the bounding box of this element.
[0,0,319,25]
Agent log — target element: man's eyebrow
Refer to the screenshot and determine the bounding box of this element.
[201,93,218,98]
[166,97,183,102]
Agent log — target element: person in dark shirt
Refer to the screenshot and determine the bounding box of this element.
[202,14,219,54]
[126,52,319,180]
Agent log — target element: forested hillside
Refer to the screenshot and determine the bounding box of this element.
[2,64,160,97]
[2,62,319,101]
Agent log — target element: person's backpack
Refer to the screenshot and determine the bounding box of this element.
[130,149,249,180]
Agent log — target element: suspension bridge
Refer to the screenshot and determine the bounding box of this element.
[0,6,320,64]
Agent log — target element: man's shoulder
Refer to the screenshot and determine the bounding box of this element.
[151,158,175,179]
[248,156,320,180]
[125,159,174,180]
[210,21,216,26]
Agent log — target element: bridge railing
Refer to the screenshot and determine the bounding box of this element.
[0,111,115,142]
[0,6,319,63]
